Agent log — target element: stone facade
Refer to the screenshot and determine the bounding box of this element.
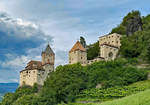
[20,44,55,86]
[99,33,121,61]
[69,33,121,65]
[69,41,87,65]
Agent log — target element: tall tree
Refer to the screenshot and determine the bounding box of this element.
[80,36,86,48]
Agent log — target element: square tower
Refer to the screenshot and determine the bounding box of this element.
[69,41,87,65]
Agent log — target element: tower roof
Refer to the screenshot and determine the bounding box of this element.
[69,41,86,53]
[43,44,54,55]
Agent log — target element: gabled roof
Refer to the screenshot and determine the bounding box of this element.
[43,44,54,55]
[69,41,86,53]
[25,60,43,70]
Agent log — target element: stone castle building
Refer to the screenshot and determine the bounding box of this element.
[69,41,87,65]
[99,33,121,61]
[19,33,121,86]
[20,44,55,86]
[69,33,121,65]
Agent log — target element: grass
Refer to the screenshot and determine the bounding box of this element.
[77,80,150,102]
[96,89,150,105]
[63,80,150,105]
[65,89,150,105]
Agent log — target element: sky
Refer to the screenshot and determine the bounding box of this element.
[0,0,150,83]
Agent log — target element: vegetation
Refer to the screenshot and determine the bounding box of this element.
[80,36,86,48]
[110,10,150,62]
[66,89,150,105]
[0,84,38,105]
[97,89,150,105]
[1,58,147,105]
[77,80,150,102]
[111,10,142,36]
[87,41,100,60]
[120,19,150,60]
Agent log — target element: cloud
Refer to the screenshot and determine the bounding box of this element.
[0,0,150,83]
[0,12,52,40]
[0,12,54,83]
[1,55,29,70]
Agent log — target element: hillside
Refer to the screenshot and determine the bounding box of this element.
[67,89,150,105]
[0,58,148,105]
[64,80,150,105]
[96,89,150,105]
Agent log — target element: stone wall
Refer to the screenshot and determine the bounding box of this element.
[100,45,119,61]
[69,50,87,65]
[20,69,39,86]
[99,33,121,48]
[99,33,121,60]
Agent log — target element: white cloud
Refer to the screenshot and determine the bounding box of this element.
[1,55,30,69]
[0,12,53,41]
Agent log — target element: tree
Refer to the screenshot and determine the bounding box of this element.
[87,41,100,60]
[111,24,126,35]
[80,36,86,48]
[41,63,88,103]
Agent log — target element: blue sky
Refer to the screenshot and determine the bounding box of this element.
[0,0,150,83]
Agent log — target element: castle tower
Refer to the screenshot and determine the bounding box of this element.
[69,41,87,65]
[99,33,121,61]
[41,44,55,73]
[42,44,55,65]
[20,44,55,87]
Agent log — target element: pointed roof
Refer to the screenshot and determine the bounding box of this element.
[69,41,86,53]
[43,44,54,55]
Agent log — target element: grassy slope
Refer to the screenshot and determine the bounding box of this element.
[77,80,150,102]
[96,89,150,105]
[65,80,150,105]
[67,89,150,105]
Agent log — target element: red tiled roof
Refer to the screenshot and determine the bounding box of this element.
[69,41,86,53]
[25,60,42,70]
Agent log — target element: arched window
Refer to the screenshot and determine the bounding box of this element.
[108,52,113,58]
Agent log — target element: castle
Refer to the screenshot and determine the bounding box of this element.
[20,44,55,86]
[69,33,121,65]
[20,33,121,86]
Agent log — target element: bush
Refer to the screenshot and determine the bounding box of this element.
[87,41,100,60]
[85,59,147,88]
[41,63,88,104]
[1,84,39,105]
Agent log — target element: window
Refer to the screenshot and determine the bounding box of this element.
[108,52,113,58]
[81,57,83,59]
